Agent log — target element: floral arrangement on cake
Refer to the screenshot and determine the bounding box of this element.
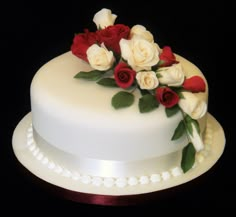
[71,8,207,172]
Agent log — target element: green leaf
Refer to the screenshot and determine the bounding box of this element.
[137,85,155,96]
[112,91,134,109]
[185,115,192,123]
[138,87,150,96]
[151,64,159,71]
[157,60,165,66]
[171,120,186,140]
[191,119,201,134]
[170,86,182,91]
[156,73,162,78]
[178,91,185,99]
[181,143,196,173]
[97,78,118,87]
[138,94,159,113]
[185,115,193,136]
[184,115,200,136]
[165,105,180,117]
[74,70,105,81]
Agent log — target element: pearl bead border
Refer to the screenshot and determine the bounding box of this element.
[25,122,212,188]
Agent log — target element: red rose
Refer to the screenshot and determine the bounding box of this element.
[155,87,179,108]
[159,46,178,67]
[97,24,130,54]
[183,76,206,93]
[71,29,98,62]
[114,62,136,88]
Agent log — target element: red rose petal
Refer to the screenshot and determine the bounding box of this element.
[156,87,179,108]
[97,24,130,54]
[159,46,178,67]
[71,30,98,62]
[114,62,136,89]
[183,76,206,93]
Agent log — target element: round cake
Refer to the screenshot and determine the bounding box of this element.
[13,9,225,195]
[30,51,208,180]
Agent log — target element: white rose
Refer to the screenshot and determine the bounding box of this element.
[136,71,159,90]
[120,38,160,71]
[130,25,154,42]
[158,63,185,86]
[187,123,204,151]
[178,92,207,119]
[93,8,117,29]
[87,43,115,71]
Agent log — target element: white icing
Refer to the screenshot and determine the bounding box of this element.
[24,120,212,187]
[30,52,207,165]
[92,177,103,186]
[29,143,36,151]
[27,133,33,139]
[27,127,33,133]
[71,172,80,180]
[150,174,161,183]
[171,167,183,177]
[196,153,205,163]
[33,126,184,177]
[128,177,138,186]
[192,163,197,169]
[104,177,115,188]
[48,161,55,170]
[81,175,92,184]
[54,165,63,174]
[115,177,127,188]
[27,138,34,146]
[26,51,211,188]
[62,169,71,177]
[32,148,39,156]
[161,171,171,180]
[42,157,49,165]
[36,152,43,160]
[139,176,149,185]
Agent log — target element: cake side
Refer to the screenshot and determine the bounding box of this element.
[30,51,208,176]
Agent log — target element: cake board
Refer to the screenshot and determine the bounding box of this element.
[12,112,225,205]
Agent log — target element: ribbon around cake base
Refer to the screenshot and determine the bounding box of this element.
[33,128,183,178]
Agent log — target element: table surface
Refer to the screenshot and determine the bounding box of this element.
[1,1,233,214]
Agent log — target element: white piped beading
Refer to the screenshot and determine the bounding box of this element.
[25,121,212,188]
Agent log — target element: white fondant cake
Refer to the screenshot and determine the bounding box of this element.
[30,51,208,180]
[20,8,211,188]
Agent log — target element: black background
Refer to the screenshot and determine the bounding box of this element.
[1,0,234,214]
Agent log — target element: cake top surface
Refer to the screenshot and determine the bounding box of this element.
[32,51,206,126]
